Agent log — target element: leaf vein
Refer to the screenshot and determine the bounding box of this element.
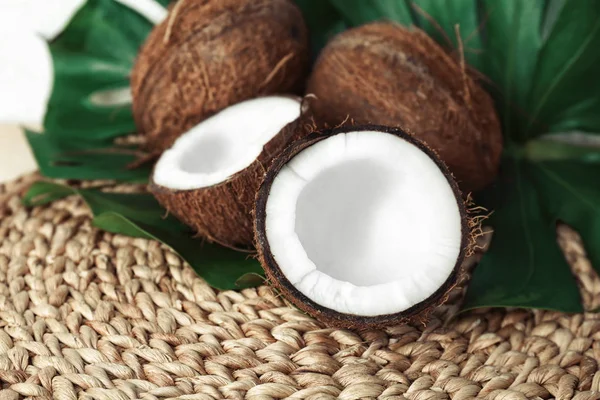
[537,164,598,211]
[515,162,537,286]
[526,18,600,135]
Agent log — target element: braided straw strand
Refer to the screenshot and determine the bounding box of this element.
[0,174,599,399]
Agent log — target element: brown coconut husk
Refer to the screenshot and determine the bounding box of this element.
[306,22,502,192]
[254,125,474,329]
[132,0,309,152]
[149,100,317,249]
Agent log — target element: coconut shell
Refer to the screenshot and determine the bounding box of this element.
[149,103,316,248]
[306,22,502,192]
[254,125,471,329]
[132,0,309,152]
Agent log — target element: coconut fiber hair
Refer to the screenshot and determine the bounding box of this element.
[306,22,502,192]
[150,106,316,248]
[132,0,309,151]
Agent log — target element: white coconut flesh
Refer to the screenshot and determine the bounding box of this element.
[153,96,301,190]
[265,131,464,317]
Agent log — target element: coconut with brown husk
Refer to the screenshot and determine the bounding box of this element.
[150,95,315,248]
[254,125,472,328]
[306,22,502,192]
[131,0,309,152]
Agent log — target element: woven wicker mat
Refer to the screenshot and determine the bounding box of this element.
[1,174,600,400]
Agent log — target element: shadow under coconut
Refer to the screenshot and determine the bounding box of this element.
[294,158,399,286]
[179,135,231,174]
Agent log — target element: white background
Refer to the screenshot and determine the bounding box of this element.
[0,126,36,183]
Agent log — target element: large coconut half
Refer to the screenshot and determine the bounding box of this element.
[306,22,502,192]
[132,0,309,152]
[255,125,469,328]
[150,96,314,248]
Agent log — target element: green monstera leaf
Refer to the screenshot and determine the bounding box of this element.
[26,0,169,182]
[26,130,151,181]
[45,0,170,140]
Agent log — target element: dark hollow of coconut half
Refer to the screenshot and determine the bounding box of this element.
[255,125,471,328]
[306,22,503,193]
[150,96,315,248]
[131,0,309,152]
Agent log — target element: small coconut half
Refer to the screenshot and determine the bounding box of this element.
[255,125,469,328]
[150,95,314,248]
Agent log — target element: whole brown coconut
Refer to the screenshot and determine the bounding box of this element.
[306,22,502,192]
[254,125,472,329]
[149,96,315,248]
[132,0,309,152]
